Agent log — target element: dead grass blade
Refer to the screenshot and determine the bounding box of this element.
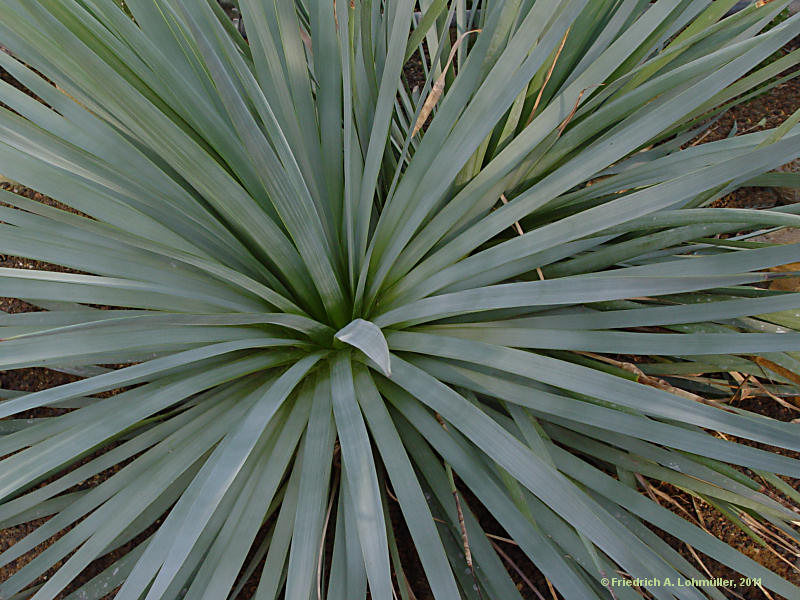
[751,356,800,387]
[499,193,524,236]
[412,29,481,136]
[576,352,729,408]
[490,539,547,600]
[525,28,571,127]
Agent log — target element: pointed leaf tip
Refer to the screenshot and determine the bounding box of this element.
[335,319,392,376]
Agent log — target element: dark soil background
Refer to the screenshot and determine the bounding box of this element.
[1,21,800,600]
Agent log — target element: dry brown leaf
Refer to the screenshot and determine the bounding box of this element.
[577,352,733,408]
[499,193,524,236]
[751,355,800,387]
[557,84,604,136]
[524,27,570,127]
[729,371,754,402]
[412,29,481,136]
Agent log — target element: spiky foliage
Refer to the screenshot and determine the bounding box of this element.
[1,1,800,598]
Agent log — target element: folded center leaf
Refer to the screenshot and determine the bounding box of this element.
[334,319,392,376]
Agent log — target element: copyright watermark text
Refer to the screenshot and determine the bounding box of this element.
[600,576,762,589]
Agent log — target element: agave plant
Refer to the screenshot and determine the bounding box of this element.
[1,0,800,598]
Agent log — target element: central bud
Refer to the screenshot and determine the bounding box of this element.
[334,319,392,376]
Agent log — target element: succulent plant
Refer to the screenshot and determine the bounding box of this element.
[0,1,800,599]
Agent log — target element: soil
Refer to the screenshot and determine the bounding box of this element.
[2,23,800,600]
[704,32,800,210]
[705,70,800,210]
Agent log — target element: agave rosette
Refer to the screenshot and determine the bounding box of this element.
[1,0,800,598]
